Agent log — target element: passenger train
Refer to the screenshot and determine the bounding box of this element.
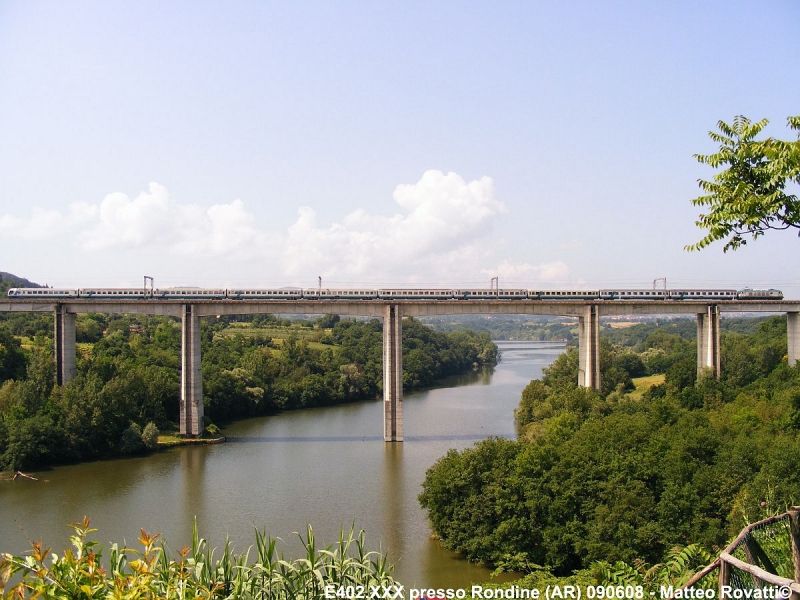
[6,287,785,301]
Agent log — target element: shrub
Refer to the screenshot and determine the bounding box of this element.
[141,421,159,449]
[120,423,144,454]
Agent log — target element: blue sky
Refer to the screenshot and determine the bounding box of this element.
[1,1,798,296]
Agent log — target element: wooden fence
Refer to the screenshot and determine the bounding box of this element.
[680,507,800,599]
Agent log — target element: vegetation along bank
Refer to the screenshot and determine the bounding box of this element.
[419,315,800,579]
[0,274,497,472]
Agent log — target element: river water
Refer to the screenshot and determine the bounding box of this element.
[0,341,565,588]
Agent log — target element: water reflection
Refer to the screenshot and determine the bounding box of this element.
[0,341,565,588]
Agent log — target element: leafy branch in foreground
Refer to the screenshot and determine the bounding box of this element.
[0,517,396,599]
[593,544,714,594]
[686,115,800,252]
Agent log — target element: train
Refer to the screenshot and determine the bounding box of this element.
[6,287,785,301]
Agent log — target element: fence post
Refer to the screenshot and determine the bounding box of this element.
[790,507,800,583]
[719,556,730,598]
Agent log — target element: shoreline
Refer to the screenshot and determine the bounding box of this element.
[0,435,227,482]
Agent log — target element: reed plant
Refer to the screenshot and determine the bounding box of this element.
[0,517,397,599]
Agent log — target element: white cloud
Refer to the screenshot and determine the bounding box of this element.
[0,204,96,241]
[77,183,274,259]
[283,170,508,279]
[482,260,570,284]
[0,171,573,285]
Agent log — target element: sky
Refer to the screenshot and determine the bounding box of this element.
[1,1,798,297]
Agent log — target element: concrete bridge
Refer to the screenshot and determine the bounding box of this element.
[2,298,799,441]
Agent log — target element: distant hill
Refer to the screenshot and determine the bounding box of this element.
[0,272,42,295]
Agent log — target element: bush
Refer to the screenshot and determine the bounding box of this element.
[141,422,159,449]
[120,423,144,454]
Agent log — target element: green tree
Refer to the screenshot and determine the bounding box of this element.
[141,422,160,449]
[686,115,800,252]
[0,329,27,384]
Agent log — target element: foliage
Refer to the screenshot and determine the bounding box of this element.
[686,115,800,252]
[0,329,26,385]
[141,422,160,449]
[0,311,496,470]
[593,544,714,594]
[120,422,145,454]
[422,314,578,343]
[0,517,396,599]
[420,321,800,575]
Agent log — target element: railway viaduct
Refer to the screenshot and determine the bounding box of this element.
[1,298,799,441]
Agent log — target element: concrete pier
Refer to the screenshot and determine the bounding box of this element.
[54,304,76,385]
[3,295,795,440]
[789,312,799,367]
[578,305,601,390]
[180,305,204,436]
[697,305,721,378]
[383,304,403,442]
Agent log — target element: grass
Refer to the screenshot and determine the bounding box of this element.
[216,325,321,340]
[157,432,225,447]
[216,325,339,354]
[628,374,666,399]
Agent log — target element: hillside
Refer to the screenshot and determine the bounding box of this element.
[0,272,42,295]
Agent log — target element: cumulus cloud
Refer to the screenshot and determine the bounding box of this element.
[482,260,570,284]
[0,204,96,240]
[77,183,272,258]
[1,182,273,260]
[283,170,507,278]
[0,170,570,285]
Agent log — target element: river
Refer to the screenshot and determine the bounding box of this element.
[0,341,565,588]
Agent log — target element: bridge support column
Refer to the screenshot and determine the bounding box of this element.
[54,304,77,385]
[697,305,721,379]
[383,304,403,442]
[578,305,601,390]
[180,305,204,436]
[788,312,800,367]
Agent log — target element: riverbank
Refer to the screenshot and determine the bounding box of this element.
[0,435,227,482]
[156,434,226,447]
[0,342,564,588]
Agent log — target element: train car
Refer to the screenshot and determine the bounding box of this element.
[736,288,784,300]
[452,288,528,300]
[79,288,152,299]
[154,288,227,299]
[227,289,303,300]
[529,290,600,300]
[377,289,453,300]
[7,287,77,298]
[600,289,667,300]
[304,289,378,300]
[668,289,736,300]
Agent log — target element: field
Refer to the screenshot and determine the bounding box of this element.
[629,374,666,399]
[215,322,338,353]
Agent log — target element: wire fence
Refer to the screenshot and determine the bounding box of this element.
[678,507,800,600]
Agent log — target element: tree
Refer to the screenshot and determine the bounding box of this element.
[141,422,160,449]
[0,329,27,384]
[686,115,800,252]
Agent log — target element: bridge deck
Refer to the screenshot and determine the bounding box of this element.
[0,298,797,318]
